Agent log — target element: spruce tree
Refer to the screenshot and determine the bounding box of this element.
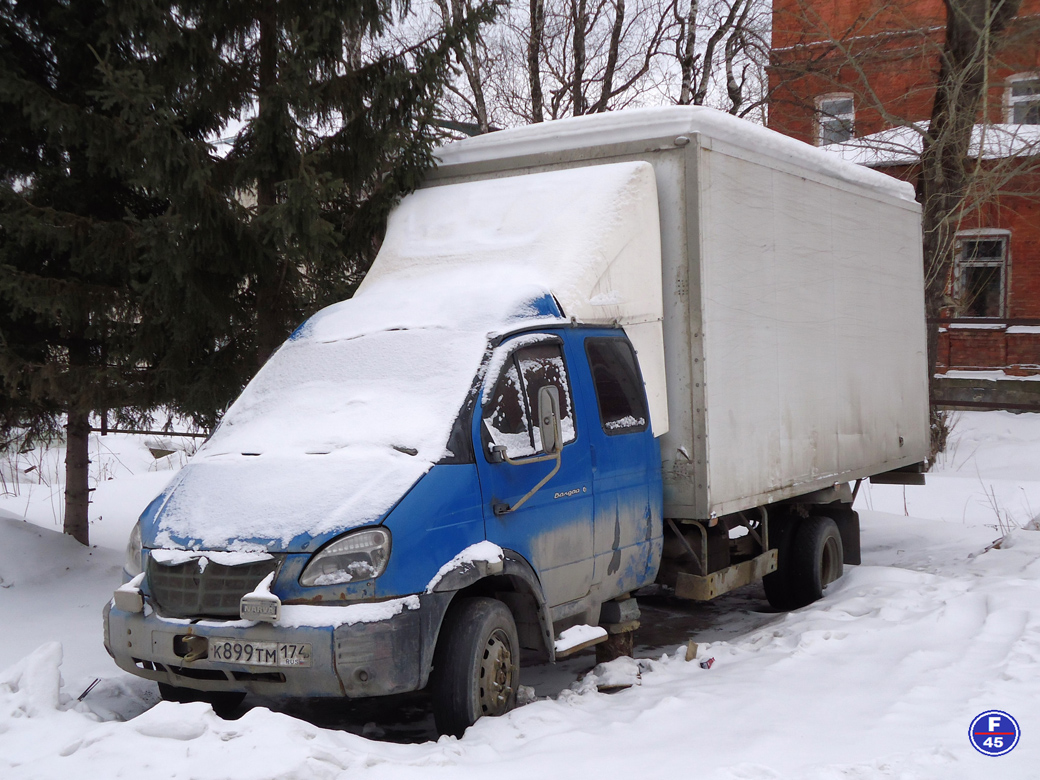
[0,0,247,545]
[160,0,500,365]
[1,0,496,545]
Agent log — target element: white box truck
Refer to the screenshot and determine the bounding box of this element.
[106,107,929,735]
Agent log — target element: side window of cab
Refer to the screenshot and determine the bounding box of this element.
[584,337,648,434]
[482,340,577,460]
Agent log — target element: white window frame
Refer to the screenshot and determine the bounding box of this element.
[953,230,1010,319]
[815,93,855,145]
[1005,72,1040,124]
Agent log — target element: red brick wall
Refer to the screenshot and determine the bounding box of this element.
[771,0,945,50]
[769,1,1040,376]
[769,0,1040,140]
[947,329,1007,368]
[1008,332,1040,369]
[938,327,1040,373]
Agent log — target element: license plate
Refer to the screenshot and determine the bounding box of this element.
[208,638,312,667]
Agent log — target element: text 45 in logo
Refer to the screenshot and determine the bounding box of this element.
[969,710,1020,756]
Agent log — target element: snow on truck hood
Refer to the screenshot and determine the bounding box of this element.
[152,161,663,550]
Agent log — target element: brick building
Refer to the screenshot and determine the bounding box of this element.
[768,0,1040,409]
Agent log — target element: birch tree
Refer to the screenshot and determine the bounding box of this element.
[424,0,769,130]
[666,0,771,118]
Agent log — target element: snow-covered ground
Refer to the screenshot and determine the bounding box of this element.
[2,412,1039,778]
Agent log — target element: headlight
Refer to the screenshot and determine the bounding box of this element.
[300,527,391,587]
[124,522,143,577]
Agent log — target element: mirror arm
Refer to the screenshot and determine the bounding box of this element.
[493,449,562,516]
[494,444,559,467]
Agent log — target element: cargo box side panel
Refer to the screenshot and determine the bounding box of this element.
[828,195,929,475]
[696,145,784,509]
[698,144,928,514]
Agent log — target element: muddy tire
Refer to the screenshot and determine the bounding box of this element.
[158,683,245,718]
[431,597,519,737]
[764,515,843,610]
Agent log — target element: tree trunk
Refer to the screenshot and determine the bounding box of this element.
[571,0,588,115]
[592,0,626,112]
[692,0,745,106]
[724,0,752,114]
[64,407,90,545]
[442,0,491,132]
[254,0,288,368]
[459,0,490,132]
[529,0,545,122]
[918,0,1021,452]
[677,0,699,105]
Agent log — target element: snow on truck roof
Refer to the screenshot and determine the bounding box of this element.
[434,106,918,204]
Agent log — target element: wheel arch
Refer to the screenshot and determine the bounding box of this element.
[772,498,860,566]
[424,551,554,689]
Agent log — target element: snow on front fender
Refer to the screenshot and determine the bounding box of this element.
[426,541,506,593]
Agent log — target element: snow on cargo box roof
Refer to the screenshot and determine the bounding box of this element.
[360,161,668,434]
[434,106,917,203]
[154,268,561,551]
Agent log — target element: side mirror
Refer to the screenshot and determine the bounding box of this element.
[537,385,562,455]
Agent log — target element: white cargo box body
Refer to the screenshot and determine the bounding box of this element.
[432,107,930,520]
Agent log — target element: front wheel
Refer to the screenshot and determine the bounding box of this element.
[431,597,519,737]
[764,515,843,610]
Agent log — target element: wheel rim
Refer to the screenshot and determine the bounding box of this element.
[478,627,514,716]
[820,536,840,586]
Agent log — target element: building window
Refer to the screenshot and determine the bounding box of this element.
[955,233,1008,318]
[816,94,854,145]
[1007,73,1040,124]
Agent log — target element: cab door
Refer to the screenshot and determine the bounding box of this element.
[474,333,594,607]
[578,334,661,596]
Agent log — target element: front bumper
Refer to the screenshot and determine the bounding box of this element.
[103,592,451,699]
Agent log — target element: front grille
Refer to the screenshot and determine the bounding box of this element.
[147,554,280,619]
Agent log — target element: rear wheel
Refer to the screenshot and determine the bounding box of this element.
[158,683,246,718]
[764,515,843,610]
[431,597,519,737]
